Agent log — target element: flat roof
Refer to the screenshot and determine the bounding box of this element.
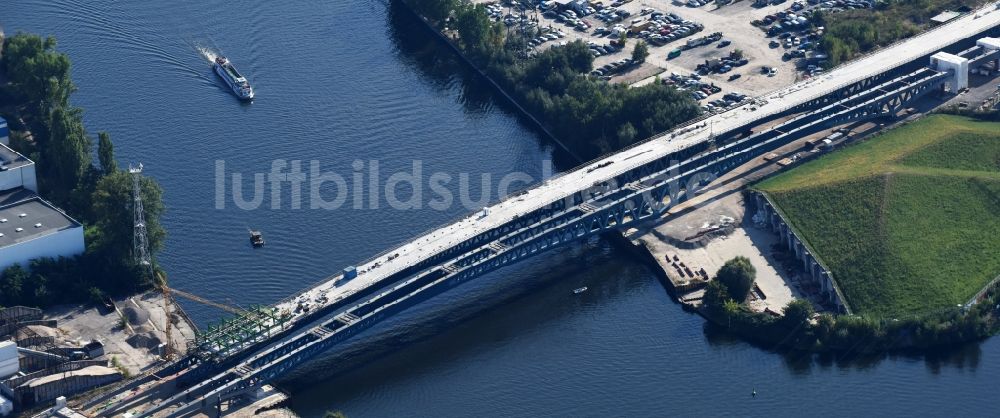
[0,188,81,250]
[0,143,32,171]
[932,11,962,23]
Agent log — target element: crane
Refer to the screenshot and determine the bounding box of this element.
[167,287,244,315]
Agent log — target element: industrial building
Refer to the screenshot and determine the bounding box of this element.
[0,139,91,412]
[0,141,37,192]
[0,142,82,271]
[0,342,16,380]
[0,341,16,417]
[0,189,85,271]
[1,305,121,412]
[0,117,8,146]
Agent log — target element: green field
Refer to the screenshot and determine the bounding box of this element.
[756,115,1000,316]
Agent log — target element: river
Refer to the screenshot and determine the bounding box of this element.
[3,0,998,416]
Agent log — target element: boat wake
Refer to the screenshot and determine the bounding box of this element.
[196,45,219,64]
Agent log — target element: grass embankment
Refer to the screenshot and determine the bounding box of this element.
[756,115,1000,317]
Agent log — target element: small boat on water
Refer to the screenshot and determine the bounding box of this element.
[214,56,254,100]
[573,286,588,294]
[249,229,265,247]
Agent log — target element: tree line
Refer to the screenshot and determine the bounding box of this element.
[702,256,1000,352]
[0,33,166,308]
[412,0,701,159]
[815,0,982,67]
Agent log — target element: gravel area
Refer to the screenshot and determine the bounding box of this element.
[46,292,196,375]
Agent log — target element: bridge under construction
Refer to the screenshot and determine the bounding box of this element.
[84,4,1000,417]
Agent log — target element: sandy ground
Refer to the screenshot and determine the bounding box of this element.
[46,292,197,376]
[631,189,803,313]
[624,106,876,313]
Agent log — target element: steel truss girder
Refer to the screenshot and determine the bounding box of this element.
[825,71,948,126]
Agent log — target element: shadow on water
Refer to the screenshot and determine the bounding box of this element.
[383,0,581,170]
[278,238,652,390]
[703,320,984,375]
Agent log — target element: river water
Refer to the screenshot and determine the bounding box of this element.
[3,0,998,416]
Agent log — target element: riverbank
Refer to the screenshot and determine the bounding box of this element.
[626,196,1000,354]
[392,0,569,155]
[0,33,169,308]
[396,0,700,160]
[621,108,1000,353]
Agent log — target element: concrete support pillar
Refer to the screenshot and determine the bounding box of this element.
[930,52,969,92]
[822,272,833,300]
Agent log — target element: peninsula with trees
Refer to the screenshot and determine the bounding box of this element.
[0,33,167,310]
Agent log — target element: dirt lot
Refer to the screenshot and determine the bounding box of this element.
[46,292,197,375]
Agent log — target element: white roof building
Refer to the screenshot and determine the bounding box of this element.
[0,144,82,271]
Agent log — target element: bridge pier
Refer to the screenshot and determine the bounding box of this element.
[977,37,1000,70]
[930,52,970,91]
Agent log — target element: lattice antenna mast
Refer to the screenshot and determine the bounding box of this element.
[130,162,154,278]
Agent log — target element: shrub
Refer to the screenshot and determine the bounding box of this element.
[715,256,756,302]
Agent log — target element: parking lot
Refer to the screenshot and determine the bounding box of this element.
[477,0,899,116]
[475,0,812,111]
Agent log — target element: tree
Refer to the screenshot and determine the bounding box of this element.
[702,280,730,311]
[424,0,458,22]
[0,265,28,306]
[90,170,166,286]
[27,273,52,307]
[730,49,745,60]
[42,106,92,202]
[617,122,637,145]
[715,256,756,302]
[781,298,815,329]
[324,412,347,418]
[813,313,836,342]
[2,34,75,114]
[632,40,649,63]
[98,131,118,174]
[723,299,742,327]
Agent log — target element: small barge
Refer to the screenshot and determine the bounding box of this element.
[249,229,265,247]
